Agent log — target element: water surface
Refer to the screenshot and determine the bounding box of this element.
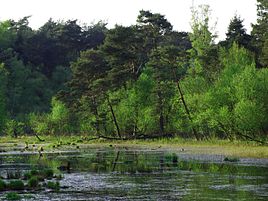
[0,147,267,200]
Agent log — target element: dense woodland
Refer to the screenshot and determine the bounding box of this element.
[0,0,267,142]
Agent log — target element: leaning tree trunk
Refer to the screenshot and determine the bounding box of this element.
[172,69,200,140]
[107,96,121,139]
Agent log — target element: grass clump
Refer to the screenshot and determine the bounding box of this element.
[47,181,60,191]
[0,179,7,191]
[8,180,24,190]
[43,169,54,179]
[28,176,39,188]
[5,192,21,200]
[164,153,178,163]
[23,172,32,180]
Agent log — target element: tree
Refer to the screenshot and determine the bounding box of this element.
[101,25,143,85]
[0,21,16,50]
[137,10,173,48]
[251,0,268,67]
[221,15,253,51]
[58,49,116,136]
[189,5,219,81]
[0,63,7,134]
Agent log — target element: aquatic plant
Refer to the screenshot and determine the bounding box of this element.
[47,181,60,191]
[164,153,178,163]
[43,169,54,179]
[0,179,6,191]
[28,176,39,188]
[23,172,32,180]
[5,192,21,200]
[8,180,24,190]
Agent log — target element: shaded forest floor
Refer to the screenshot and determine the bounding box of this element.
[0,135,267,158]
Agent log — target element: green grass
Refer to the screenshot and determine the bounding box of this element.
[0,135,267,158]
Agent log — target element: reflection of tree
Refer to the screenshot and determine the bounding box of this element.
[112,151,120,172]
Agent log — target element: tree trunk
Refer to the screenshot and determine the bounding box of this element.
[176,80,199,140]
[107,96,121,139]
[92,97,100,136]
[172,68,200,140]
[157,90,164,134]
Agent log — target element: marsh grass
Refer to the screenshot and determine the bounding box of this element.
[0,135,267,158]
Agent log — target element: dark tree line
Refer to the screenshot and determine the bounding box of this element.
[0,0,267,142]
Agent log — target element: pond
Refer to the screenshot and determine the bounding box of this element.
[0,147,267,200]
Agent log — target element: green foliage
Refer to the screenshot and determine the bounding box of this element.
[4,120,24,137]
[27,176,39,188]
[29,98,71,135]
[0,21,16,49]
[47,181,60,191]
[0,63,7,134]
[0,8,266,141]
[221,15,253,51]
[251,0,268,67]
[28,113,49,135]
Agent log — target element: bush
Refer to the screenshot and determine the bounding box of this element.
[5,120,24,138]
[8,180,24,190]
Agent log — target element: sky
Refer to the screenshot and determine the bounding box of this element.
[0,0,258,40]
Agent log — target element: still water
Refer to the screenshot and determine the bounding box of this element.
[0,147,267,200]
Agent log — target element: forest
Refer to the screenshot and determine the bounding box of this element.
[0,0,267,143]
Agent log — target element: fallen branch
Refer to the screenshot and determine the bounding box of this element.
[34,133,45,142]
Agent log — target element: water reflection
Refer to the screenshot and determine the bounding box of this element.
[0,148,267,200]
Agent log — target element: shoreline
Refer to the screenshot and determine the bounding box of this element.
[0,136,267,159]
